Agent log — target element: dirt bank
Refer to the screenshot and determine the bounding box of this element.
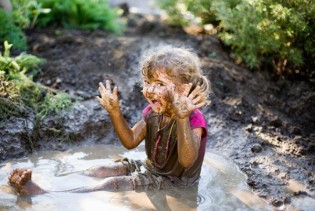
[1,12,314,209]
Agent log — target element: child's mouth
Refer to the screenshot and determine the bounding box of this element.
[151,100,160,107]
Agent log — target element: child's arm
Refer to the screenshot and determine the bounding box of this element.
[172,84,208,168]
[176,119,203,168]
[97,81,146,149]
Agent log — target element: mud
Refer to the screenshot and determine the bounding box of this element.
[0,10,314,209]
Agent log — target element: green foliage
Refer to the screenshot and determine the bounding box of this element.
[185,0,218,25]
[35,0,123,33]
[11,0,50,29]
[0,9,27,50]
[159,0,315,77]
[159,0,190,26]
[39,92,72,118]
[0,41,72,120]
[159,0,239,26]
[214,0,314,72]
[0,41,44,77]
[0,73,26,119]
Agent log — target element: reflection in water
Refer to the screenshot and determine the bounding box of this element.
[0,144,274,210]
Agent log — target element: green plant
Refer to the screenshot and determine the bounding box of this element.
[158,0,239,27]
[214,0,314,72]
[0,41,44,77]
[36,0,123,33]
[0,8,27,50]
[0,41,72,119]
[159,0,315,77]
[39,92,72,118]
[158,0,189,26]
[0,72,26,119]
[11,0,50,29]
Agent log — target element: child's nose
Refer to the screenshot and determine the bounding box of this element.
[144,85,158,94]
[145,92,155,99]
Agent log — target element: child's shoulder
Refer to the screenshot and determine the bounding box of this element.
[190,109,206,119]
[189,109,207,129]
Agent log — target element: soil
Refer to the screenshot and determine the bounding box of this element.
[1,9,314,210]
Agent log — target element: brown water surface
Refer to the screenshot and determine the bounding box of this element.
[0,144,274,210]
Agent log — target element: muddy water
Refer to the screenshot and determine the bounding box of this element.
[0,144,273,211]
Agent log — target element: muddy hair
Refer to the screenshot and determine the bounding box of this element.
[140,46,210,97]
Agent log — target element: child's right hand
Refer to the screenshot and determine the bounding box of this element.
[97,80,120,114]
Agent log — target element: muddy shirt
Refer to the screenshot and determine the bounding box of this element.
[142,105,208,186]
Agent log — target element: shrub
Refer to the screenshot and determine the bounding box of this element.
[11,0,50,29]
[35,0,123,33]
[159,0,315,77]
[214,0,315,74]
[0,8,27,50]
[0,72,25,119]
[39,92,72,118]
[158,0,240,27]
[0,41,71,119]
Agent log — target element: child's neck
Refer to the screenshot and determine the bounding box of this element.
[160,110,175,127]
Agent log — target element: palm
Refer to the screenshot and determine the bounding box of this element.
[171,84,207,119]
[97,80,119,112]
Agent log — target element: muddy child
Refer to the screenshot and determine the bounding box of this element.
[8,46,210,195]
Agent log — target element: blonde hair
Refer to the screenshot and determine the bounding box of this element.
[140,46,210,97]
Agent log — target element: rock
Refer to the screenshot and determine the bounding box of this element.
[245,123,253,132]
[271,199,283,207]
[251,116,259,124]
[251,143,263,153]
[36,100,115,150]
[0,115,34,161]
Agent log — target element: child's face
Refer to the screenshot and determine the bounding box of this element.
[142,70,182,115]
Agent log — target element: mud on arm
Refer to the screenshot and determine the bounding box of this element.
[176,118,202,168]
[172,84,206,168]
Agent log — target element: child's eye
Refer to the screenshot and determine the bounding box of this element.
[157,83,164,87]
[143,81,149,85]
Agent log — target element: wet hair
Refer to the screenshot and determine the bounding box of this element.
[140,46,210,97]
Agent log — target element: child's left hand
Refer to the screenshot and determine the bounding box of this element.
[169,83,208,119]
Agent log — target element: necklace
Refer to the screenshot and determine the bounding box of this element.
[152,115,176,169]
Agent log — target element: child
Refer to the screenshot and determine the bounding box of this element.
[8,46,210,195]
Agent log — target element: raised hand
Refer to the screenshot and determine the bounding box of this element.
[171,83,208,119]
[97,80,119,114]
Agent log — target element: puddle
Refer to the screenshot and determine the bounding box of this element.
[0,144,274,210]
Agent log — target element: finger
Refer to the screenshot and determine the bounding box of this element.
[98,86,107,99]
[113,86,118,97]
[106,80,111,92]
[188,86,201,99]
[99,82,106,93]
[192,95,203,104]
[183,83,193,97]
[194,101,207,109]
